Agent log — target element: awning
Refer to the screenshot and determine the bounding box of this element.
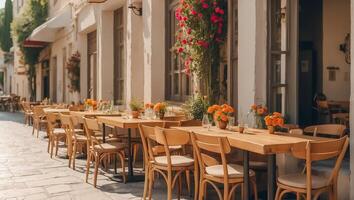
[28,5,72,42]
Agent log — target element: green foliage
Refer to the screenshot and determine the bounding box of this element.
[129,98,143,111]
[0,0,13,52]
[11,0,48,99]
[183,94,209,120]
[67,51,81,93]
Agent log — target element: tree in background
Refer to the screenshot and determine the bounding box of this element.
[0,0,13,52]
[11,0,48,100]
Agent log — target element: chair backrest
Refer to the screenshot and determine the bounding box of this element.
[163,121,180,128]
[304,124,346,138]
[60,114,76,141]
[332,113,349,125]
[83,117,101,148]
[179,119,202,127]
[33,106,45,121]
[163,115,186,121]
[46,113,59,134]
[191,132,231,182]
[153,127,190,167]
[291,136,349,195]
[289,129,303,135]
[138,122,165,163]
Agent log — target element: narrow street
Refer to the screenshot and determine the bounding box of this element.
[0,112,167,200]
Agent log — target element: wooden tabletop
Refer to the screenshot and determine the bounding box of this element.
[70,111,122,118]
[174,126,331,155]
[43,108,70,114]
[97,116,164,129]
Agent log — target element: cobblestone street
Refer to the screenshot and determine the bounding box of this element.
[0,112,185,200]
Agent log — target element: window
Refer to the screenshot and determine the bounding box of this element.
[87,31,97,99]
[267,0,289,113]
[114,8,125,105]
[62,47,67,102]
[166,0,192,102]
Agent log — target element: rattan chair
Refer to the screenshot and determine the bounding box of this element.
[275,136,349,200]
[32,106,48,138]
[191,132,258,200]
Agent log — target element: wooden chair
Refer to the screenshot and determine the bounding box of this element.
[191,132,258,200]
[179,119,202,127]
[275,136,349,200]
[21,102,33,125]
[83,117,126,187]
[32,106,48,138]
[60,114,87,170]
[46,113,66,158]
[147,127,195,200]
[289,129,304,135]
[304,124,346,138]
[331,113,349,127]
[163,115,186,121]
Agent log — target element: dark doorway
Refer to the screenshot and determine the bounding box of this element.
[298,0,323,127]
[42,60,50,99]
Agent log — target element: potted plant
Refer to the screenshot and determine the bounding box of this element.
[250,104,268,129]
[85,99,97,111]
[264,112,284,134]
[208,104,234,130]
[183,94,209,120]
[129,99,143,119]
[154,102,167,119]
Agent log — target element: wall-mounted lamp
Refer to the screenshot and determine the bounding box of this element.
[128,0,142,16]
[87,0,107,3]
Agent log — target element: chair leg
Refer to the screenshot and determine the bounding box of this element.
[198,180,205,200]
[32,122,35,135]
[55,139,59,156]
[143,164,149,199]
[133,144,139,168]
[275,187,281,200]
[178,174,182,200]
[167,171,173,200]
[185,170,191,196]
[93,154,100,187]
[118,152,126,183]
[72,142,77,170]
[85,151,91,183]
[148,169,154,200]
[47,135,51,153]
[251,179,258,200]
[50,138,55,158]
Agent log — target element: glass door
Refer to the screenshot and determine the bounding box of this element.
[268,0,289,114]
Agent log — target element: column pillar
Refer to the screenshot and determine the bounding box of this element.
[237,0,267,117]
[126,5,144,105]
[143,0,165,103]
[97,10,114,100]
[350,0,354,199]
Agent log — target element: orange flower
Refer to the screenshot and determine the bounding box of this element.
[251,104,257,111]
[220,114,228,122]
[207,106,215,114]
[273,112,282,117]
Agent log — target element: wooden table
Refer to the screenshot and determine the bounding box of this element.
[96,116,164,182]
[70,111,122,118]
[174,126,330,200]
[43,108,70,114]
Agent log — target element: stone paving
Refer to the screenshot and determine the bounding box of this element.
[0,112,191,200]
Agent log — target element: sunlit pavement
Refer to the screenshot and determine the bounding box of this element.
[0,112,192,200]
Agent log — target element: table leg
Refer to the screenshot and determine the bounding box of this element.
[267,155,276,200]
[102,123,106,143]
[127,128,134,177]
[243,151,250,200]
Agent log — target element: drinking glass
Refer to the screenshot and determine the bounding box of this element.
[228,116,235,130]
[202,114,210,129]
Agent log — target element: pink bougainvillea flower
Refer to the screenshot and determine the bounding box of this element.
[190,10,197,15]
[187,28,192,34]
[178,47,184,53]
[198,13,203,18]
[211,14,219,23]
[182,39,187,44]
[202,3,209,9]
[215,7,225,15]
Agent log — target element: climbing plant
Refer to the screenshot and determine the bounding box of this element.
[66,51,81,93]
[11,0,48,100]
[174,0,227,104]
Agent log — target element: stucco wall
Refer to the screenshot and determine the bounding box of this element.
[323,0,351,101]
